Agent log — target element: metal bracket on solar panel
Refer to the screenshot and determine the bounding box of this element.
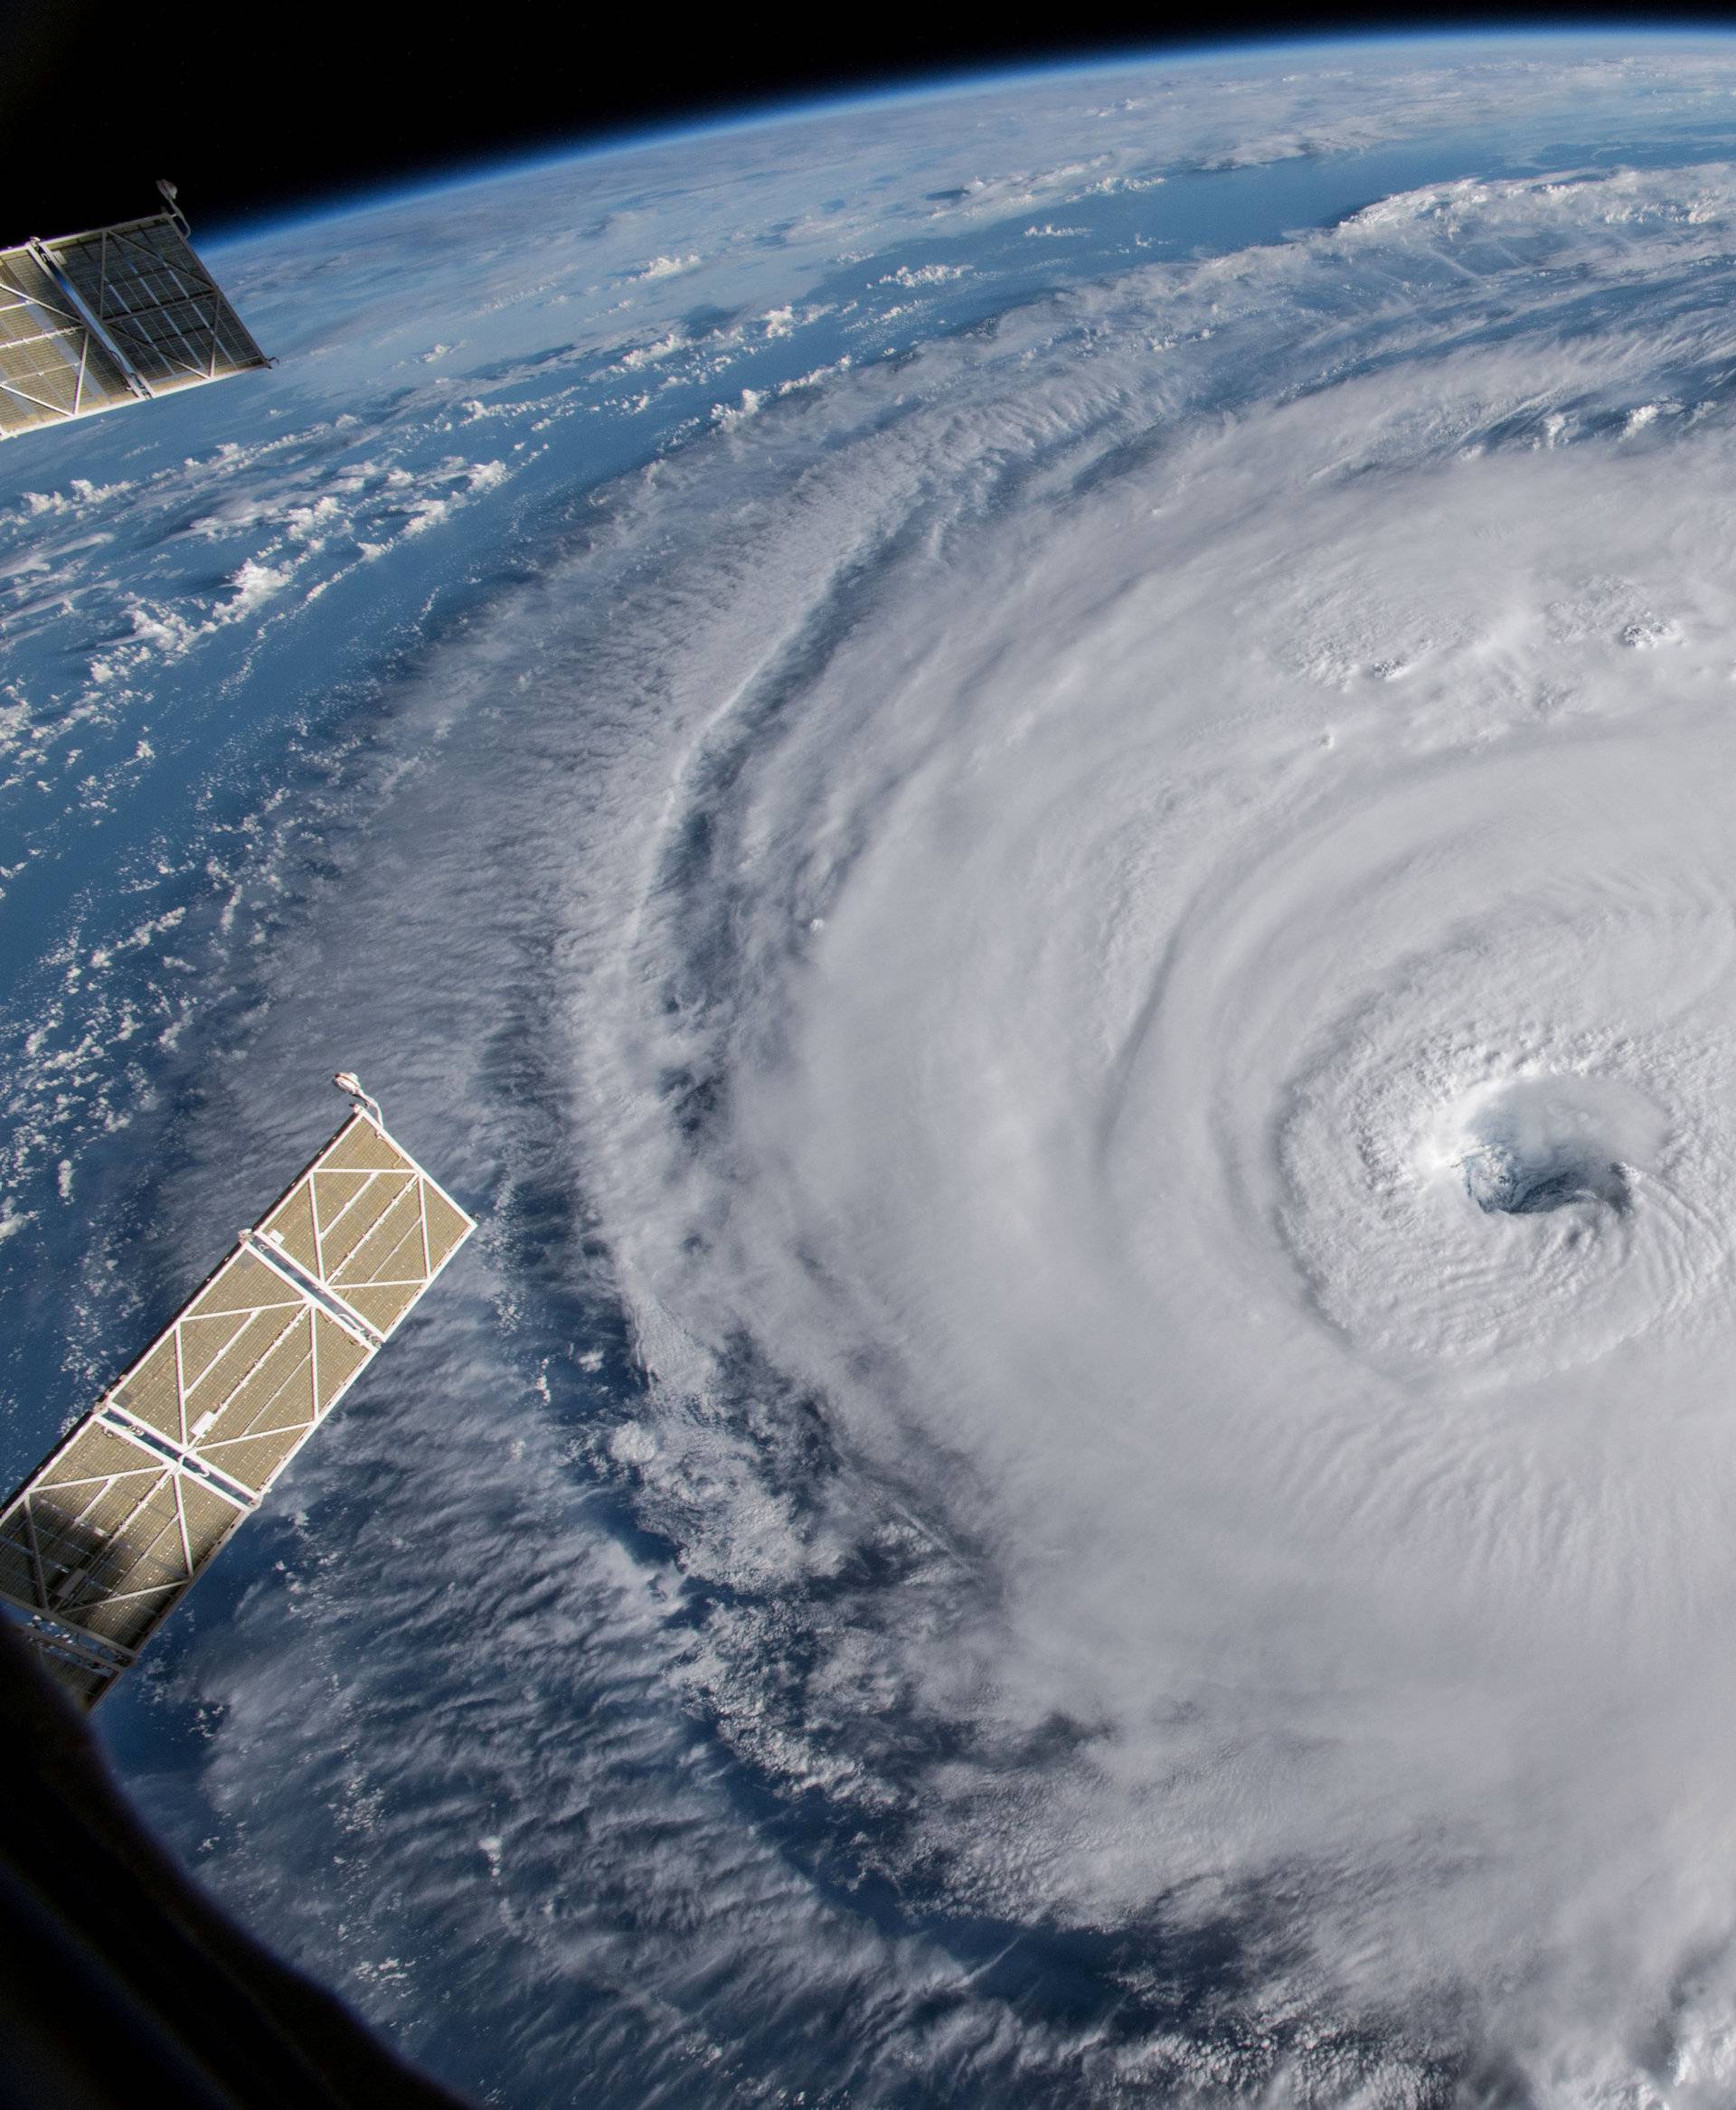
[156,178,188,236]
[334,1070,383,1126]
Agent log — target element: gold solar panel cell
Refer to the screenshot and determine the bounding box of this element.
[194,1356,320,1495]
[422,1185,472,1273]
[332,1191,424,1293]
[313,1309,372,1412]
[188,1248,304,1324]
[200,1324,313,1436]
[80,1470,157,1540]
[181,1479,245,1552]
[194,1432,302,1498]
[80,1587,185,1653]
[227,1314,317,1428]
[106,1334,184,1444]
[38,1427,166,1512]
[262,1180,320,1276]
[362,1172,423,1248]
[324,1121,416,1178]
[184,1307,307,1427]
[314,1198,392,1274]
[81,1598,168,1649]
[177,1303,255,1377]
[65,1535,179,1626]
[39,1420,149,1493]
[342,1272,422,1339]
[364,1182,428,1263]
[32,1431,173,1568]
[319,1182,408,1278]
[333,1282,420,1337]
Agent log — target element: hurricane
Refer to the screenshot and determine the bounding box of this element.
[13,33,1736,2108]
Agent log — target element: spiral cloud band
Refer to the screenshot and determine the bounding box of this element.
[555,161,1736,2096]
[18,47,1736,2108]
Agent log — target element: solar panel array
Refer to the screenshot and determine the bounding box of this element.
[0,212,269,439]
[0,1107,474,1705]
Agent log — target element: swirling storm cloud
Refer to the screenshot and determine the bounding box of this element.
[14,34,1736,2109]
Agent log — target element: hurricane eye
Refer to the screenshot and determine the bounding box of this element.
[1447,1073,1660,1220]
[1458,1141,1630,1216]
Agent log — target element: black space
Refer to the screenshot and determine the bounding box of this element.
[4,1,1736,246]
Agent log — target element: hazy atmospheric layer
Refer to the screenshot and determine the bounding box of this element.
[13,38,1736,2110]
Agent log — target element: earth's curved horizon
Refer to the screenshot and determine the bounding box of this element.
[11,28,1736,2105]
[207,24,1736,252]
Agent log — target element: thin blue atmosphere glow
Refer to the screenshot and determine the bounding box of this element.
[208,20,1736,247]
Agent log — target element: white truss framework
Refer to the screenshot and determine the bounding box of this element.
[0,1083,474,1706]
